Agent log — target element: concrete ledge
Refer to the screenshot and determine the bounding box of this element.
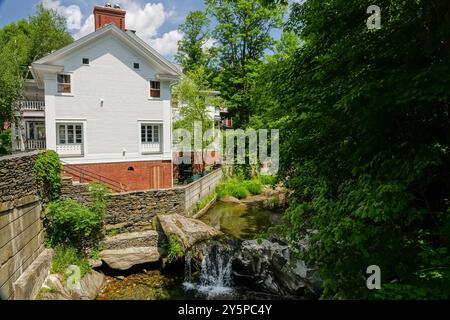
[13,249,53,300]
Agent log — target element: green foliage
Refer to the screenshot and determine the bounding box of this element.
[44,199,103,249]
[43,183,108,251]
[0,128,11,155]
[166,236,184,263]
[0,4,72,124]
[88,182,109,218]
[206,0,287,125]
[193,192,216,214]
[216,178,251,199]
[173,67,223,169]
[251,0,450,299]
[34,150,62,201]
[243,179,263,195]
[175,11,215,73]
[259,175,277,187]
[51,245,91,278]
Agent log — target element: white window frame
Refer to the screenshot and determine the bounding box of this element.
[149,80,161,99]
[56,73,72,94]
[138,121,163,154]
[57,123,83,145]
[141,124,161,143]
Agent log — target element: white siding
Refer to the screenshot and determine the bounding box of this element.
[44,35,173,164]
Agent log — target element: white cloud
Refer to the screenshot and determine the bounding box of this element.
[150,30,182,56]
[124,2,169,43]
[43,0,182,58]
[74,14,94,39]
[202,38,216,51]
[41,0,83,30]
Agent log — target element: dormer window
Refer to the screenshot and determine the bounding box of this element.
[57,74,71,93]
[150,80,160,98]
[133,62,140,69]
[82,58,89,65]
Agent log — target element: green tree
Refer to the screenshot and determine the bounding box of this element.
[0,4,73,127]
[205,0,286,126]
[176,11,215,73]
[252,0,450,299]
[173,66,223,174]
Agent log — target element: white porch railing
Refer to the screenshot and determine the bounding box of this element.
[20,101,45,111]
[57,144,83,157]
[141,142,161,153]
[26,139,46,150]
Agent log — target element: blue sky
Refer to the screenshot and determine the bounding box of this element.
[0,0,206,58]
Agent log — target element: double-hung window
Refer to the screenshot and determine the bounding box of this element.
[149,81,161,98]
[57,74,71,93]
[57,124,82,145]
[141,124,160,143]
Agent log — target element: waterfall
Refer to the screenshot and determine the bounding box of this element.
[183,241,235,299]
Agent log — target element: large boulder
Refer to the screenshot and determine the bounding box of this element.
[102,230,160,250]
[232,239,322,297]
[158,214,221,250]
[38,270,105,300]
[100,246,160,270]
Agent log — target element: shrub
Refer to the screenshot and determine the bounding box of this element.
[216,178,250,199]
[244,179,263,195]
[215,182,229,199]
[34,150,62,201]
[87,182,109,217]
[229,183,250,199]
[166,236,184,262]
[0,128,11,155]
[44,199,103,248]
[52,245,91,278]
[259,175,277,187]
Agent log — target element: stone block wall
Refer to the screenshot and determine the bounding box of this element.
[0,152,49,300]
[104,188,185,232]
[61,168,224,233]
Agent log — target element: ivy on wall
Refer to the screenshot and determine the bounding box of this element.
[34,150,62,201]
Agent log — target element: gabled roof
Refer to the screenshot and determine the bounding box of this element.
[31,24,181,88]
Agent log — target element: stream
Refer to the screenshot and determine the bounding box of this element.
[98,201,284,300]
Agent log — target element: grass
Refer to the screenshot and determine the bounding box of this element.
[216,176,273,199]
[259,174,277,186]
[193,192,216,214]
[166,236,184,263]
[216,178,250,199]
[52,245,91,279]
[243,179,264,195]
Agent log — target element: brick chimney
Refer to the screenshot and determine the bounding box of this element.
[94,3,126,31]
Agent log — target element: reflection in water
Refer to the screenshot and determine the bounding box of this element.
[98,202,283,300]
[199,202,281,239]
[97,270,189,300]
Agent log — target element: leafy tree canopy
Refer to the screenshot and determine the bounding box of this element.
[0,4,73,124]
[251,0,450,299]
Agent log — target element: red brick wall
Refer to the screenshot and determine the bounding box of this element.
[94,6,126,31]
[64,160,172,192]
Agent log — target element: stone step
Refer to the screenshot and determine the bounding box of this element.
[102,230,160,250]
[100,247,160,270]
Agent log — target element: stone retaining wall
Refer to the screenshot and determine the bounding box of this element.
[61,168,224,233]
[0,151,50,300]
